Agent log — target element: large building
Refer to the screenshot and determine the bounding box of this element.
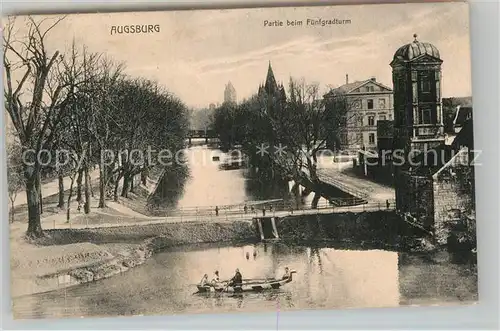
[223,81,237,104]
[324,76,394,152]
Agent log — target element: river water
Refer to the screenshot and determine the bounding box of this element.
[13,242,477,319]
[11,143,477,318]
[152,143,333,211]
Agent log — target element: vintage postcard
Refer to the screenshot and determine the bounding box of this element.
[4,1,477,320]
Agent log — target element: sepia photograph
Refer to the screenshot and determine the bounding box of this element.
[3,2,478,319]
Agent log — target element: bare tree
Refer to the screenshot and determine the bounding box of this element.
[272,78,353,208]
[3,16,68,237]
[277,79,329,208]
[323,88,361,151]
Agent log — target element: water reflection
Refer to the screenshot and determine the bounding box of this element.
[149,145,325,212]
[147,163,189,213]
[13,242,479,319]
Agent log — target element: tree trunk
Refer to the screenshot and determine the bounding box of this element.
[57,174,65,208]
[130,174,136,193]
[113,175,121,202]
[84,166,91,214]
[89,173,95,198]
[76,168,83,202]
[291,182,300,196]
[25,170,43,238]
[311,192,321,209]
[291,181,301,209]
[38,173,43,215]
[98,163,106,208]
[121,172,130,197]
[141,167,148,186]
[66,175,76,221]
[301,186,312,197]
[10,198,15,223]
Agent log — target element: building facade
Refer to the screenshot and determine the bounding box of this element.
[324,76,394,152]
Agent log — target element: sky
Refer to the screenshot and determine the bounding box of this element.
[8,2,472,109]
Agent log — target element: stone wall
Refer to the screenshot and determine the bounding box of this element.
[432,152,475,244]
[395,171,434,229]
[275,211,427,251]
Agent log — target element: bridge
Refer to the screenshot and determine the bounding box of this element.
[53,198,396,230]
[187,129,218,144]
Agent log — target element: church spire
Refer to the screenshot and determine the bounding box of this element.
[265,61,278,94]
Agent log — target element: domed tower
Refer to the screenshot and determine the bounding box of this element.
[390,34,444,160]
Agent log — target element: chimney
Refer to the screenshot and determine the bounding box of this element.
[346,74,349,85]
[370,77,376,82]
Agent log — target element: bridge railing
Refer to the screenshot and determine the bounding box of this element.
[145,198,396,219]
[56,199,397,229]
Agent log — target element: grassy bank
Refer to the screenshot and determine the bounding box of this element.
[11,216,255,298]
[10,166,258,298]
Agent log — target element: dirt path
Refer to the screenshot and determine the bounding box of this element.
[12,169,100,208]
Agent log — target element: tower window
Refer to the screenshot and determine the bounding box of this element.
[367,99,374,109]
[418,71,435,97]
[420,108,432,124]
[369,133,375,144]
[421,80,431,93]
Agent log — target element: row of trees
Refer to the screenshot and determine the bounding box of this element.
[213,78,351,208]
[4,17,189,237]
[189,107,215,132]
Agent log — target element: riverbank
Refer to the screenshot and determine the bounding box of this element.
[11,219,255,298]
[9,174,473,299]
[9,172,258,298]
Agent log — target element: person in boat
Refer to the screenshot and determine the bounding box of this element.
[281,267,290,280]
[200,274,209,286]
[211,270,220,286]
[228,268,243,287]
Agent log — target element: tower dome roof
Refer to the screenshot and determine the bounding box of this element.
[393,34,440,62]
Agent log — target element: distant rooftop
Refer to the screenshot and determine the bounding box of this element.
[324,77,392,97]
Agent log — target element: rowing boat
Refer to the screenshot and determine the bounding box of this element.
[196,270,296,293]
